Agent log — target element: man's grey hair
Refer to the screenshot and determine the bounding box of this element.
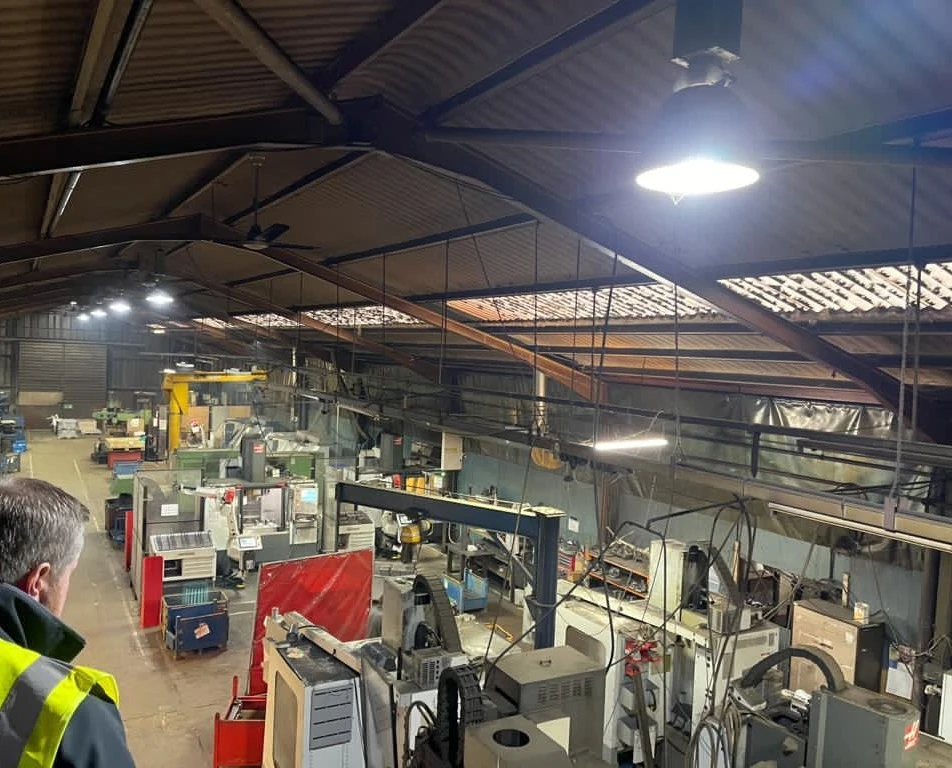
[0,477,89,584]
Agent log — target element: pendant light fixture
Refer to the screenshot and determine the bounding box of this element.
[636,0,758,199]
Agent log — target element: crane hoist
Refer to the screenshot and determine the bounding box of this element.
[161,369,268,452]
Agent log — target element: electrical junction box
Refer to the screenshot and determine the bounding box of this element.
[440,433,463,471]
[673,0,743,66]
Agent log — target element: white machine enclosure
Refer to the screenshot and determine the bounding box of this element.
[262,634,365,768]
[691,625,781,730]
[554,600,672,762]
[148,531,216,583]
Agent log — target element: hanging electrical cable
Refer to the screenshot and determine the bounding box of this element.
[890,165,918,501]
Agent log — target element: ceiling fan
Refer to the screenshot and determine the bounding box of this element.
[208,157,320,251]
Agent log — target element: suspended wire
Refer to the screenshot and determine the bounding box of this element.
[890,166,918,500]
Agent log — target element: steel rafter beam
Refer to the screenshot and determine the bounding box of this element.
[226,212,536,288]
[163,265,442,382]
[424,127,952,168]
[193,0,343,125]
[312,1,444,92]
[421,0,664,124]
[320,212,536,267]
[200,218,602,401]
[223,151,368,225]
[0,215,208,267]
[0,107,356,179]
[40,0,123,238]
[376,112,945,439]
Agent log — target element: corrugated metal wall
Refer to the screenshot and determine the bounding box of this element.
[17,341,106,427]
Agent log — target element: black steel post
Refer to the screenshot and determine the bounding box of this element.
[532,509,562,649]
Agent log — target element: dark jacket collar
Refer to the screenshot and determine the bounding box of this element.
[0,583,85,663]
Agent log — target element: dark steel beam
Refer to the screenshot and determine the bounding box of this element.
[823,107,952,147]
[163,264,443,382]
[424,127,952,168]
[160,151,248,217]
[312,1,444,92]
[378,111,946,439]
[420,0,665,124]
[40,0,124,238]
[200,218,603,401]
[320,212,535,267]
[0,260,120,290]
[0,108,353,179]
[0,215,206,267]
[193,0,343,125]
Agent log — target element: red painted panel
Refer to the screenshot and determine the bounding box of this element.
[247,550,372,694]
[139,555,163,629]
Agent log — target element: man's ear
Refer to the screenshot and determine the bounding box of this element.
[17,562,53,601]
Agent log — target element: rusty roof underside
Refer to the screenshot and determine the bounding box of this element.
[1,0,952,434]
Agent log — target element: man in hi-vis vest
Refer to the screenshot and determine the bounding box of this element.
[0,477,135,767]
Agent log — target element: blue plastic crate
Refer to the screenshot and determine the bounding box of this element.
[11,440,26,454]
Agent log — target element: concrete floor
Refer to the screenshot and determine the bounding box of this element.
[27,433,255,768]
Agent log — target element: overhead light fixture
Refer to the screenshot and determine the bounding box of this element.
[635,79,759,199]
[151,328,166,335]
[146,289,174,306]
[69,300,78,306]
[636,1,757,199]
[160,368,176,375]
[593,437,669,452]
[176,361,195,369]
[77,312,90,322]
[90,308,107,318]
[109,298,131,314]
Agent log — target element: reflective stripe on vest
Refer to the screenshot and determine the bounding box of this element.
[0,639,119,768]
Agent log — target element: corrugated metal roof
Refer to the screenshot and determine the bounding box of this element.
[57,153,233,234]
[110,0,392,123]
[0,0,91,138]
[436,0,952,269]
[335,0,613,113]
[176,149,359,221]
[340,219,613,295]
[261,153,515,259]
[724,262,952,315]
[450,284,714,322]
[0,177,52,245]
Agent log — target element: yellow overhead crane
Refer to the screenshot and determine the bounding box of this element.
[161,369,268,452]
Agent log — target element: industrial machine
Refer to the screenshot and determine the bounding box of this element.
[709,645,952,768]
[149,531,216,585]
[363,575,470,768]
[261,616,366,768]
[131,470,202,598]
[162,370,267,453]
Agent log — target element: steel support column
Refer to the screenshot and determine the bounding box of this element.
[334,481,563,648]
[532,509,562,649]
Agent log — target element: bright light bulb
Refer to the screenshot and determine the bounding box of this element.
[593,437,668,452]
[636,157,759,197]
[90,308,107,318]
[109,299,131,314]
[146,289,174,306]
[151,328,166,335]
[77,312,90,322]
[69,300,78,306]
[160,368,176,375]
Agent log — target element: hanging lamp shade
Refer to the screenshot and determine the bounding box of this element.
[635,82,759,197]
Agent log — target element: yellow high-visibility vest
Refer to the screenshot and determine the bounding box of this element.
[0,638,119,768]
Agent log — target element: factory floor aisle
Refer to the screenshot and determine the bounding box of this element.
[24,433,255,768]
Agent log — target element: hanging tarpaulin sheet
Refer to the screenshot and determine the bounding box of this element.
[247,550,372,694]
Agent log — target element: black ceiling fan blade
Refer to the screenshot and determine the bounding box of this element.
[259,222,290,242]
